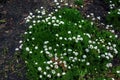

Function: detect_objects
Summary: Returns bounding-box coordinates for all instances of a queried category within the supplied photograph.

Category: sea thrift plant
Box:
[17,1,120,80]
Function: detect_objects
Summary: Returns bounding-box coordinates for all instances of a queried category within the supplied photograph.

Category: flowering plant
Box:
[18,1,120,80]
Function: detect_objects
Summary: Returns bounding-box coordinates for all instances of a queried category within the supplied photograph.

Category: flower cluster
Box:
[17,0,120,80]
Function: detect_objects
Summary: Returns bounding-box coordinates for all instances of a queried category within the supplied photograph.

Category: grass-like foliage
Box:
[21,7,120,80]
[105,0,120,8]
[74,0,83,6]
[106,8,120,31]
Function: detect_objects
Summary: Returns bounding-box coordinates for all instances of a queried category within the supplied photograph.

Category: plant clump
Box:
[16,1,120,80]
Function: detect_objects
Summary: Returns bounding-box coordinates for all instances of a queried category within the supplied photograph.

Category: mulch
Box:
[0,0,119,80]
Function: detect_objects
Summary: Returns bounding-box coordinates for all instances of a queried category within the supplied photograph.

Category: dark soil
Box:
[0,0,52,80]
[0,0,120,80]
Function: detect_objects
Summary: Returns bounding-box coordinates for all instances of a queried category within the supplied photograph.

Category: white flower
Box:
[27,39,29,41]
[81,59,85,62]
[83,55,87,58]
[25,61,28,63]
[68,31,71,34]
[97,49,100,53]
[44,41,49,44]
[92,18,95,20]
[52,20,56,23]
[91,22,93,25]
[72,59,75,62]
[24,32,28,34]
[29,31,32,34]
[47,61,51,64]
[38,67,42,71]
[29,12,33,15]
[40,50,43,53]
[19,44,23,49]
[97,16,101,20]
[62,44,65,46]
[65,3,68,6]
[60,21,64,24]
[29,25,32,29]
[111,78,115,80]
[89,45,93,49]
[79,37,83,41]
[41,6,43,9]
[54,65,59,69]
[39,75,42,78]
[15,48,19,51]
[72,36,76,39]
[46,51,50,54]
[75,39,78,43]
[52,70,56,74]
[78,25,82,28]
[68,66,71,69]
[48,54,53,57]
[37,20,40,23]
[109,36,112,38]
[85,48,89,52]
[37,15,41,18]
[115,35,118,38]
[116,70,120,73]
[90,13,94,16]
[87,15,90,18]
[54,62,58,65]
[55,34,59,37]
[56,2,59,5]
[88,40,92,43]
[43,72,47,75]
[47,22,51,25]
[26,47,30,51]
[29,51,32,54]
[74,57,78,60]
[113,44,116,47]
[57,6,61,8]
[33,20,36,23]
[54,49,57,51]
[55,9,58,12]
[42,20,45,22]
[32,37,35,40]
[62,72,66,75]
[59,37,63,40]
[106,56,110,59]
[52,16,56,20]
[59,15,62,18]
[56,20,59,23]
[68,49,72,52]
[54,0,57,2]
[101,54,105,58]
[46,66,50,70]
[35,46,38,49]
[86,62,90,66]
[48,47,52,50]
[94,46,98,50]
[35,62,38,65]
[41,10,46,15]
[106,63,112,68]
[32,15,35,18]
[47,74,51,78]
[63,53,67,56]
[26,19,30,23]
[64,38,67,40]
[57,73,61,77]
[74,52,78,56]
